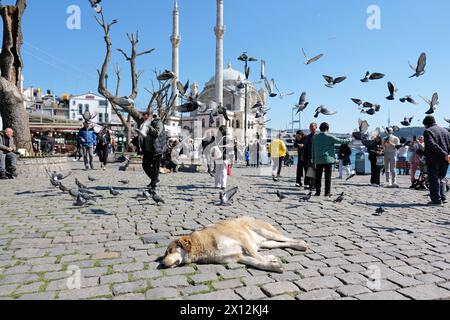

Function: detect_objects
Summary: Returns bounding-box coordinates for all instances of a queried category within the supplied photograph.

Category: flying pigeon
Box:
[409,53,426,78]
[176,80,190,97]
[401,116,414,126]
[358,119,370,134]
[178,100,203,113]
[360,72,385,83]
[75,178,87,190]
[264,78,278,98]
[323,75,347,88]
[444,118,450,125]
[260,60,266,80]
[89,0,102,13]
[420,93,439,115]
[115,96,135,107]
[386,82,398,100]
[209,110,218,125]
[157,70,176,81]
[276,190,286,202]
[295,92,309,113]
[46,169,72,181]
[302,48,323,65]
[333,192,345,203]
[219,187,238,206]
[300,192,312,202]
[217,103,230,122]
[314,106,337,118]
[399,95,418,104]
[109,187,120,197]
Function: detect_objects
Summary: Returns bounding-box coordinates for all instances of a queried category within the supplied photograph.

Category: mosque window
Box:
[216,119,220,127]
[236,120,240,129]
[202,119,205,128]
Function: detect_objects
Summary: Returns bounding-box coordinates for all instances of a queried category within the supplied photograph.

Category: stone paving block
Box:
[356,291,409,300]
[0,284,18,297]
[190,273,219,285]
[264,294,296,300]
[336,273,369,286]
[212,279,243,290]
[152,276,190,288]
[261,281,301,297]
[18,292,56,300]
[112,281,147,296]
[58,285,111,300]
[296,289,341,300]
[0,273,39,285]
[145,288,180,300]
[295,276,344,291]
[241,275,274,287]
[180,285,210,296]
[388,276,424,288]
[132,270,163,280]
[399,284,450,300]
[235,286,267,300]
[336,285,371,297]
[100,273,129,285]
[414,274,446,284]
[186,289,242,300]
[15,282,44,294]
[393,265,423,276]
[112,263,144,273]
[113,293,146,300]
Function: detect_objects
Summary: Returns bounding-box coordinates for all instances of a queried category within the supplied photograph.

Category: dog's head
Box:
[162,236,192,268]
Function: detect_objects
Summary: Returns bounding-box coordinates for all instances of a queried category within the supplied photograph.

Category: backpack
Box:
[153,119,167,155]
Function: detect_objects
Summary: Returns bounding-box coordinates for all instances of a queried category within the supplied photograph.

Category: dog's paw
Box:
[293,241,309,252]
[265,255,279,264]
[268,262,284,273]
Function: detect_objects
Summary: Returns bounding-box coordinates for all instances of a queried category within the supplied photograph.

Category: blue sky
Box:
[4,0,450,132]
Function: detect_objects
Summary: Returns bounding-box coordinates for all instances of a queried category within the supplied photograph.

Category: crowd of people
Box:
[2,111,450,206]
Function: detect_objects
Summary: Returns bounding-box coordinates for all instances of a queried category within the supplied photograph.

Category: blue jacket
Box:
[78,128,97,147]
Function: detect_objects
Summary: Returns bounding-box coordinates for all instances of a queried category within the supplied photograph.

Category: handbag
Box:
[376,156,384,166]
[306,166,316,179]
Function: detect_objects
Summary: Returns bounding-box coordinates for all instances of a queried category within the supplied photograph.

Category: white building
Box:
[69,92,121,128]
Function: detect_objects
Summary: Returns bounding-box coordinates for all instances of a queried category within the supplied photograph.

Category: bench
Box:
[396,161,410,175]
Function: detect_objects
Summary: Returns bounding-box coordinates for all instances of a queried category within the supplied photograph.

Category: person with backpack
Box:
[137,112,165,194]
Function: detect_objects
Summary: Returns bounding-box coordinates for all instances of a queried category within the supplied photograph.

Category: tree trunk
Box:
[0,78,31,151]
[0,0,32,153]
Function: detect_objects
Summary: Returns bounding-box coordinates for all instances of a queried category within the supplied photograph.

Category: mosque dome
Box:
[206,63,246,85]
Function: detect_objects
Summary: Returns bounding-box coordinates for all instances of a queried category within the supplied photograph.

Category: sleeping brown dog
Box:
[162,217,308,273]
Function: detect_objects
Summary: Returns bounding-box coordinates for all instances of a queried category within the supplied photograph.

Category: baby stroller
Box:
[411,157,429,191]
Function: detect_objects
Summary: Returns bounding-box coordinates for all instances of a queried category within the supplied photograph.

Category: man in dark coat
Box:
[302,123,318,190]
[423,116,450,206]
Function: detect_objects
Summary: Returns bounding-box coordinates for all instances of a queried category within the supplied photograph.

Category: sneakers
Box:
[443,199,448,204]
[427,201,444,207]
[295,183,303,188]
[0,172,7,180]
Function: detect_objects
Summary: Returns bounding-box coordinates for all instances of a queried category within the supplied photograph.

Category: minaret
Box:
[214,0,225,107]
[171,0,181,114]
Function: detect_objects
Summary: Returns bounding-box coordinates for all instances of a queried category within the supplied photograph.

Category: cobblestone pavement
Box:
[1,160,450,300]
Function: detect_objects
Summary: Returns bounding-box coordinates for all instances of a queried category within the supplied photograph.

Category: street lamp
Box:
[237,51,258,149]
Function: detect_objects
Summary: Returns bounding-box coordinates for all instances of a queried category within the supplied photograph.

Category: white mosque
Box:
[165,0,268,145]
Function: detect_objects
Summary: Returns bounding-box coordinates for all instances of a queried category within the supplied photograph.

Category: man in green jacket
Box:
[312,123,352,197]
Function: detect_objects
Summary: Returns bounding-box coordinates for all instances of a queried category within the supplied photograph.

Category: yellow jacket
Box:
[269,139,287,158]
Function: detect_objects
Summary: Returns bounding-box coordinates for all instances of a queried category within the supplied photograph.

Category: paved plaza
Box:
[1,160,450,300]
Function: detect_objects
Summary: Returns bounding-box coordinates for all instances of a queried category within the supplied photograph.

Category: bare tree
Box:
[0,0,32,153]
[95,7,178,132]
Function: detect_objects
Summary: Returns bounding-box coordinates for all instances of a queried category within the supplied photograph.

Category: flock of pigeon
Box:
[288,49,443,138]
[45,168,165,208]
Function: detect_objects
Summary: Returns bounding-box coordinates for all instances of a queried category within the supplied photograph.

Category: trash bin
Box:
[355,152,366,175]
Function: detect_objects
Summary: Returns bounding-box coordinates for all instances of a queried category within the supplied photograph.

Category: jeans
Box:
[315,164,333,195]
[143,152,162,190]
[0,152,17,172]
[296,159,305,185]
[427,161,449,203]
[384,154,397,184]
[271,157,280,177]
[82,146,94,169]
[370,160,381,185]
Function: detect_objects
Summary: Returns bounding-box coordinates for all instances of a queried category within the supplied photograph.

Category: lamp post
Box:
[237,52,257,149]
